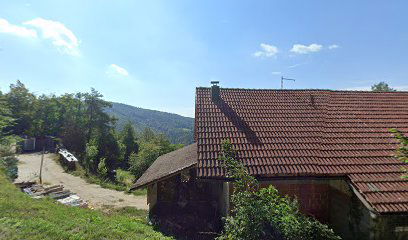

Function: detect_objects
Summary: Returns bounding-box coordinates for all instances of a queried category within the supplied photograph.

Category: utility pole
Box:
[39,146,45,184]
[281,76,296,89]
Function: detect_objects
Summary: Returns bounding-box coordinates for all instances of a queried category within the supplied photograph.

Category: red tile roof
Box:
[195,87,408,213]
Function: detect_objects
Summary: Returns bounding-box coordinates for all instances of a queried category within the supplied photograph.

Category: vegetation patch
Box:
[1,81,181,197]
[0,170,171,240]
[217,140,341,240]
[390,128,408,179]
[69,164,147,196]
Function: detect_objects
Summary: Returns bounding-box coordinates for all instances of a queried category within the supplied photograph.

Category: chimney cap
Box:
[211,81,219,86]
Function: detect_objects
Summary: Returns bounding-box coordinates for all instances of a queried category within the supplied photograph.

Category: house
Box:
[132,83,408,240]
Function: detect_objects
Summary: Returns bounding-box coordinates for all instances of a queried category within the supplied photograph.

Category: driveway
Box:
[15,153,148,210]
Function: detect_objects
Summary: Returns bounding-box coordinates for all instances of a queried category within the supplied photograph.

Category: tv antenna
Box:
[281,76,296,89]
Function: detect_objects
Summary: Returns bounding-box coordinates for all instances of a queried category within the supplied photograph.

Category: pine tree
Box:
[120,122,139,169]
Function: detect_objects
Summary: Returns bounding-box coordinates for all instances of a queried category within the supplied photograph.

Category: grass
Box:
[0,170,171,240]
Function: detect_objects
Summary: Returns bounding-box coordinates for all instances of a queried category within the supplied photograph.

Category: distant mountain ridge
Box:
[105,102,194,145]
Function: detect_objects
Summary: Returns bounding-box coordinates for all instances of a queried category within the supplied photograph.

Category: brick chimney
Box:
[211,81,220,102]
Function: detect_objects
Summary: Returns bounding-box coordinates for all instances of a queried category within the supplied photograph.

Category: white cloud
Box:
[253,43,278,57]
[107,64,129,77]
[0,18,37,38]
[328,44,339,50]
[23,18,80,56]
[290,43,322,54]
[287,62,307,69]
[271,71,281,75]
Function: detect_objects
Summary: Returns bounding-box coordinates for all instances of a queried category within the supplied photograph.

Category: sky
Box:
[1,1,407,117]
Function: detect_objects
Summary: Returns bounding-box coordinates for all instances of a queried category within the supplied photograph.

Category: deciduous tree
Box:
[4,80,36,135]
[371,82,396,92]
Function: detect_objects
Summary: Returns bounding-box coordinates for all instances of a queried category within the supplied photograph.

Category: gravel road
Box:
[15,153,148,210]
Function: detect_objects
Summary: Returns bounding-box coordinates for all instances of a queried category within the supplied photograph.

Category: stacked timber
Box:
[15,181,87,207]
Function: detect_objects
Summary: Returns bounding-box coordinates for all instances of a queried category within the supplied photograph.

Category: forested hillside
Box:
[106,102,194,145]
[0,80,183,189]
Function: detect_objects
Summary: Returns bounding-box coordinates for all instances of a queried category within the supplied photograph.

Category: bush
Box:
[0,155,18,181]
[84,140,99,174]
[217,140,341,240]
[130,143,161,179]
[116,169,135,188]
[0,144,18,181]
[129,137,182,180]
[97,157,108,178]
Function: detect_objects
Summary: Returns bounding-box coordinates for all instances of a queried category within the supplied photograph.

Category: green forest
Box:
[0,80,182,185]
[107,102,194,145]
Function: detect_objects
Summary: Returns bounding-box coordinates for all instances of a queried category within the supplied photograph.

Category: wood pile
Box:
[15,181,87,207]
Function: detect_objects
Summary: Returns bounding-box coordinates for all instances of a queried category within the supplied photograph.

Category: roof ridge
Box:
[196,87,408,93]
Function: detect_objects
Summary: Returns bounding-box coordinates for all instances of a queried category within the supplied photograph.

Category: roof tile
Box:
[195,88,408,213]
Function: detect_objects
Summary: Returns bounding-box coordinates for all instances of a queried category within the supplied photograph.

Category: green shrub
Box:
[217,140,341,240]
[84,140,98,174]
[130,140,182,180]
[129,142,162,179]
[97,157,108,178]
[0,144,18,181]
[115,169,135,188]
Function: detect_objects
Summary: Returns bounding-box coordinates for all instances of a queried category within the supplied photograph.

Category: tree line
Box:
[0,80,182,183]
[107,102,194,145]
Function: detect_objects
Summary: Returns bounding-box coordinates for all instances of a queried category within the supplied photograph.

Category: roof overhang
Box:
[131,143,197,190]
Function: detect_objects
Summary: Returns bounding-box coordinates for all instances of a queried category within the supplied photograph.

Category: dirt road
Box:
[15,153,148,210]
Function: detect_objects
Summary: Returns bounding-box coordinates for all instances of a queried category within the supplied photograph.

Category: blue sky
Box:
[1,1,407,117]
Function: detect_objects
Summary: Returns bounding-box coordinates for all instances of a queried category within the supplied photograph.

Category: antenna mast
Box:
[281,76,296,89]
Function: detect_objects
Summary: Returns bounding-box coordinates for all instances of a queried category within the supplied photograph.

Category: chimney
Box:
[211,81,220,102]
